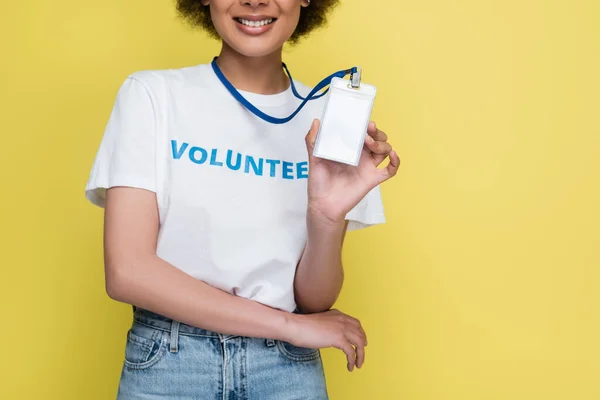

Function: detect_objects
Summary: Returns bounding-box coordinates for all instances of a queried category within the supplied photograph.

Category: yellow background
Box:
[1,0,598,398]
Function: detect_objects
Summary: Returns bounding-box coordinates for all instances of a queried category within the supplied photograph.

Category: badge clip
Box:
[350,67,362,89]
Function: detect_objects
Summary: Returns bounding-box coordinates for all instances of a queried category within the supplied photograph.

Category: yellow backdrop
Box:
[1,0,599,399]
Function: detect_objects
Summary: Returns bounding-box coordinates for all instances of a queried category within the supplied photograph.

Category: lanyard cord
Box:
[281,63,327,101]
[211,57,357,125]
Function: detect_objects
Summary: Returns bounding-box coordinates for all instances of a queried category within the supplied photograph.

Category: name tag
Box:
[313,76,377,166]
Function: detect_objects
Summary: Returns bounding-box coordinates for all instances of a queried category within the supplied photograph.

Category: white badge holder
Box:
[313,68,376,166]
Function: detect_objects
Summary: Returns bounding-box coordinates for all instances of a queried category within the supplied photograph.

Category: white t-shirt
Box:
[85,63,385,312]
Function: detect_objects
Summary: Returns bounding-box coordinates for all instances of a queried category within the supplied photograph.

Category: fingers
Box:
[367,121,388,142]
[336,315,368,372]
[355,343,365,370]
[365,135,393,159]
[365,122,393,167]
[305,118,320,153]
[345,330,367,370]
[377,150,401,184]
[338,341,357,372]
[359,324,368,346]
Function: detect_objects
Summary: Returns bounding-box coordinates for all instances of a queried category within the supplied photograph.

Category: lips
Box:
[235,17,275,27]
[233,16,277,35]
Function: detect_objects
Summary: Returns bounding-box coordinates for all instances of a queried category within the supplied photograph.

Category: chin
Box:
[227,40,285,58]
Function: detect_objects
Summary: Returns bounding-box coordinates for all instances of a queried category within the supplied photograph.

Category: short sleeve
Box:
[345,185,386,231]
[85,76,157,208]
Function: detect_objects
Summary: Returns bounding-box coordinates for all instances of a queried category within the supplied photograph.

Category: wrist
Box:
[276,311,301,343]
[307,203,346,231]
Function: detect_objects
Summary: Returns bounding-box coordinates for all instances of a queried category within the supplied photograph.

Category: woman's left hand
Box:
[305,119,400,225]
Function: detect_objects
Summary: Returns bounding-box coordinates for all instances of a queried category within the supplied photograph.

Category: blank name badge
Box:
[313,76,377,166]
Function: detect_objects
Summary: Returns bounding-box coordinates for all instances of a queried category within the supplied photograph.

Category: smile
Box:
[233,16,277,35]
[235,18,275,28]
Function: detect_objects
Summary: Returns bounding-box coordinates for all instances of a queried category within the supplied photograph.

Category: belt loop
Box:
[170,320,180,353]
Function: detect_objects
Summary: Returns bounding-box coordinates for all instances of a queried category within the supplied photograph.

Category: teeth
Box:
[238,18,273,27]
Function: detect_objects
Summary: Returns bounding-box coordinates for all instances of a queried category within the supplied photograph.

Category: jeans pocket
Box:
[123,322,168,370]
[276,340,321,362]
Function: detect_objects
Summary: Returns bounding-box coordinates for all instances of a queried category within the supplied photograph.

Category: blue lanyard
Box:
[281,63,327,101]
[211,57,357,125]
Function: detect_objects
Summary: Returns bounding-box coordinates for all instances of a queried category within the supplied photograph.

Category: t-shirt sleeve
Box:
[345,185,386,231]
[85,76,157,208]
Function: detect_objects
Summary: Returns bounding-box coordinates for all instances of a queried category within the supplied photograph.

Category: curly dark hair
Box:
[176,0,340,43]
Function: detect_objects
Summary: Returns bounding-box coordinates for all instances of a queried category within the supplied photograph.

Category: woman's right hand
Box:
[285,309,368,372]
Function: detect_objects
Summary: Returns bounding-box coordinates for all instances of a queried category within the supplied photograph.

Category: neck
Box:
[215,42,289,95]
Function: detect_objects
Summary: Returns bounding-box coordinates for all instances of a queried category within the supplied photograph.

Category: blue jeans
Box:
[116,307,329,399]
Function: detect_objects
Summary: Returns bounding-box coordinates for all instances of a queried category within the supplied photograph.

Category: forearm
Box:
[106,253,292,341]
[294,212,347,314]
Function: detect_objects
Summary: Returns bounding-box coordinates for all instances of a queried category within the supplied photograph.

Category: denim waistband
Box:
[133,306,232,339]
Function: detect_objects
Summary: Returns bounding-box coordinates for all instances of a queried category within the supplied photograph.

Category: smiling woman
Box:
[177,0,339,43]
[84,0,399,398]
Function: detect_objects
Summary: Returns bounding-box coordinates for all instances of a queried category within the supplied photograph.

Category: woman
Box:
[85,0,400,398]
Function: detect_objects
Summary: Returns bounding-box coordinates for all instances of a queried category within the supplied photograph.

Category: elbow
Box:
[105,253,155,303]
[298,304,335,315]
[105,279,123,302]
[296,295,339,314]
[104,262,131,303]
[294,272,344,314]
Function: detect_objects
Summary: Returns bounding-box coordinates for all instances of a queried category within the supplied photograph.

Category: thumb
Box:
[305,118,320,153]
